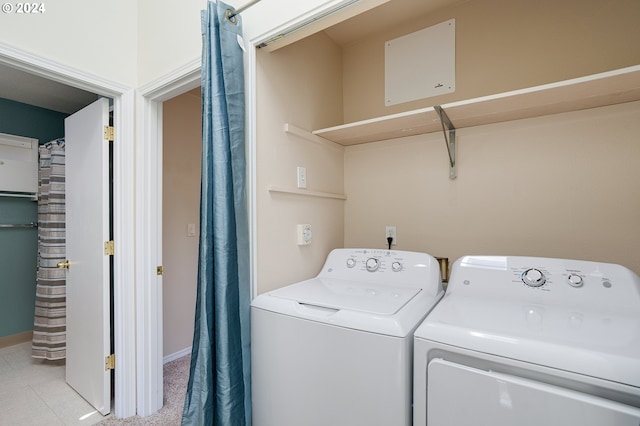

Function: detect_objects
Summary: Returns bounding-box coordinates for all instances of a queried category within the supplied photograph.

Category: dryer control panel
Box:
[318,248,441,289]
[417,255,640,390]
[448,256,640,311]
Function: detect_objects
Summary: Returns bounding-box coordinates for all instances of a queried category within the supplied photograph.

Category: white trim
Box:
[138,58,201,102]
[164,347,192,364]
[0,42,137,419]
[255,0,385,52]
[135,61,201,417]
[112,89,137,419]
[246,41,259,300]
[134,92,163,417]
[0,42,130,96]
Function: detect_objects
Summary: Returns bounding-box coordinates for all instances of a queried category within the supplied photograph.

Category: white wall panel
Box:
[0,0,137,87]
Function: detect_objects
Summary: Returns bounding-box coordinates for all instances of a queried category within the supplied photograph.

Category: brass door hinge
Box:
[157,266,163,276]
[105,354,115,371]
[103,126,114,141]
[104,240,115,256]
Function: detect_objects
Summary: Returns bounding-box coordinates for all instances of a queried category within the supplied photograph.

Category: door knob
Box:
[57,260,70,269]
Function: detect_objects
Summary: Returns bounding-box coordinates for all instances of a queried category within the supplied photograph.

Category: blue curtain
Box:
[182,1,251,425]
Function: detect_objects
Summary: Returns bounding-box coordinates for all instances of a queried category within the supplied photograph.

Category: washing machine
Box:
[251,248,444,426]
[413,255,640,426]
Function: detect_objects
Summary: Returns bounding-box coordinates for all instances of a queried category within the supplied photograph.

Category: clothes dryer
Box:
[252,249,444,426]
[413,255,640,426]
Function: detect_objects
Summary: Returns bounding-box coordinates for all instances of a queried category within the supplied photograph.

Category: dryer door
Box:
[427,359,640,426]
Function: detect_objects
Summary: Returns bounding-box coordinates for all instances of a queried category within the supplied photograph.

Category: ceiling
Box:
[0,62,99,114]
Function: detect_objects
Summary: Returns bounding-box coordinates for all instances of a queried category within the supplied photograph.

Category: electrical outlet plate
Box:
[297,224,312,245]
[386,226,397,245]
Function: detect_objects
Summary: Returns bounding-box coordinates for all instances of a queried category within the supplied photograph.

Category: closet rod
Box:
[0,192,37,200]
[0,222,38,229]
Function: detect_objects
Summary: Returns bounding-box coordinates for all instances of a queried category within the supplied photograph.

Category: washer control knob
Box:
[522,268,546,287]
[392,261,402,272]
[366,257,380,272]
[346,258,356,268]
[567,274,583,287]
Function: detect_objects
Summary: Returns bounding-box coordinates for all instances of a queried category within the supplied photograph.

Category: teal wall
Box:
[0,98,67,143]
[0,198,38,336]
[0,98,67,338]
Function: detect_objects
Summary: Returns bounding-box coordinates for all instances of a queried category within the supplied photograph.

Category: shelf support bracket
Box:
[434,105,456,179]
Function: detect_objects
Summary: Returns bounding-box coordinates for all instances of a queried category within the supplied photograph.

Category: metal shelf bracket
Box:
[434,105,456,179]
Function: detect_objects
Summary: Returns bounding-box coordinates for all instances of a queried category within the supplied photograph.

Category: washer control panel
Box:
[319,248,441,289]
[365,257,380,272]
[567,273,584,287]
[340,249,406,274]
[521,268,546,287]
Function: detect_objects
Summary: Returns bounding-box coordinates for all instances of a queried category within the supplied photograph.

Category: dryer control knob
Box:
[346,258,356,268]
[567,274,583,287]
[522,268,546,287]
[365,257,379,272]
[392,261,402,272]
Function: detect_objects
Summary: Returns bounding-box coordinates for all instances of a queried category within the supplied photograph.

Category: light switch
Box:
[297,166,307,189]
[187,223,196,237]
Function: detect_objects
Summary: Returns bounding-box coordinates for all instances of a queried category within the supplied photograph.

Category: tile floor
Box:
[0,341,107,425]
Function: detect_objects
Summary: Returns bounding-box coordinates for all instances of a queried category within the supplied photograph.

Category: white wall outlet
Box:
[297,166,307,189]
[187,223,197,237]
[386,226,397,246]
[297,224,312,245]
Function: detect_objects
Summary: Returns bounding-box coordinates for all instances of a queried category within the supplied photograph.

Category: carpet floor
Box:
[98,355,190,425]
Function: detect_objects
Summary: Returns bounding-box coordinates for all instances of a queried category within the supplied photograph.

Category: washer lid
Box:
[269,277,421,315]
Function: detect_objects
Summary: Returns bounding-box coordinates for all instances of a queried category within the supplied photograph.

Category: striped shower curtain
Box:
[31,139,66,360]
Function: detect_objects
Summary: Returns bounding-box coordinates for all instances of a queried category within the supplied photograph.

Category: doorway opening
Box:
[0,95,115,422]
[161,88,201,364]
[0,46,136,419]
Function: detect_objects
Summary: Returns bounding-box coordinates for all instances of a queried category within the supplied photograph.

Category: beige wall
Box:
[341,0,640,122]
[344,100,640,275]
[256,32,345,293]
[162,91,201,357]
[256,0,640,288]
[338,0,640,276]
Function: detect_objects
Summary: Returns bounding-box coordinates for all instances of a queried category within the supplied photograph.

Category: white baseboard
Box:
[164,347,192,364]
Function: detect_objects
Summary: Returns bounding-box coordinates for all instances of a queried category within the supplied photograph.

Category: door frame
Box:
[135,59,202,416]
[0,43,137,418]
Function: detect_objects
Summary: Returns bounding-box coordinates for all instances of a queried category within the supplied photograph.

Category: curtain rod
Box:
[226,0,260,21]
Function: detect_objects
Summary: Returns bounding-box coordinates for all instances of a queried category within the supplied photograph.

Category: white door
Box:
[64,98,111,415]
